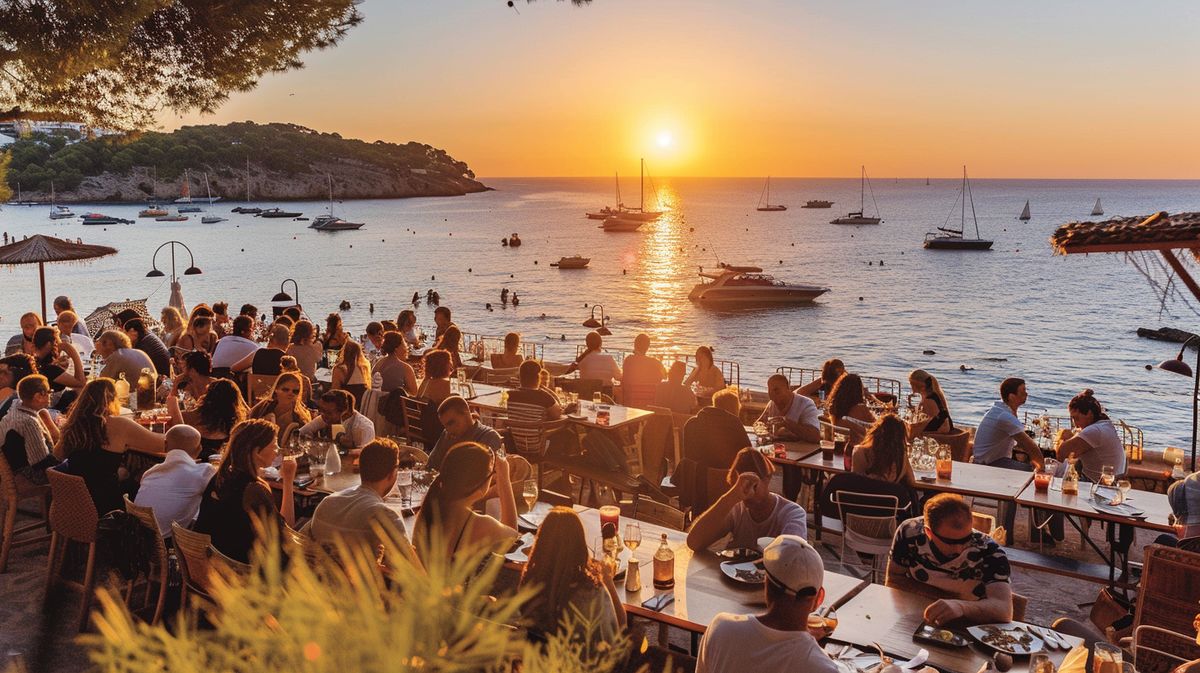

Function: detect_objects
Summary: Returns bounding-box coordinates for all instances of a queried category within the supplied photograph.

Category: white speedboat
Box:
[551,255,591,269]
[688,264,829,304]
[310,214,365,231]
[49,205,75,220]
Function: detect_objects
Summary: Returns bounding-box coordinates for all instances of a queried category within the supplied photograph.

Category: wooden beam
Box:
[1161,249,1200,304]
[1058,240,1200,255]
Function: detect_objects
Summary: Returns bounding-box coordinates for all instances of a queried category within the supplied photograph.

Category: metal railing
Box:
[775,366,903,400]
[573,345,741,389]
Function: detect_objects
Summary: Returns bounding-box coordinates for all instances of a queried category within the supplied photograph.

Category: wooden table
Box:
[832,583,1083,673]
[471,395,655,431]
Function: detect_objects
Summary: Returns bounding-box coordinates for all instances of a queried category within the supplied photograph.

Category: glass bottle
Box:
[1172,457,1186,481]
[114,372,130,409]
[653,533,675,590]
[137,367,155,409]
[1061,453,1080,495]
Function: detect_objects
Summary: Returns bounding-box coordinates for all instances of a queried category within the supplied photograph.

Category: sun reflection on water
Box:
[633,182,690,353]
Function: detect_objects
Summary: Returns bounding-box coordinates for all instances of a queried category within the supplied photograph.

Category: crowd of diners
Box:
[3,295,1199,673]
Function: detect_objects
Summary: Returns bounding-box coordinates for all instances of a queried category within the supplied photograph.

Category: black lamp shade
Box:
[582,318,601,328]
[1159,357,1194,378]
[184,266,202,275]
[597,326,612,336]
[272,291,294,303]
[146,268,165,278]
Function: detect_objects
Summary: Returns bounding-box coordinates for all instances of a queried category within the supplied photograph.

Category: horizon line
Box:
[478,175,1200,181]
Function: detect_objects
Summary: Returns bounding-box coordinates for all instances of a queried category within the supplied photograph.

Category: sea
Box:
[2,177,1199,451]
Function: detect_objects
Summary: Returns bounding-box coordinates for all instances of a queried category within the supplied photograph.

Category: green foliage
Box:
[0,151,12,202]
[2,122,476,194]
[81,523,643,673]
[0,1,363,131]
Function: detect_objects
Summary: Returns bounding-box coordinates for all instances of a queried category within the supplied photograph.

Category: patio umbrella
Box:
[83,299,160,339]
[0,234,118,322]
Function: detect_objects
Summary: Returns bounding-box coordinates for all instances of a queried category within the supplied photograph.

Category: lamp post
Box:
[146,241,201,311]
[1156,334,1200,472]
[271,278,300,317]
[582,304,612,336]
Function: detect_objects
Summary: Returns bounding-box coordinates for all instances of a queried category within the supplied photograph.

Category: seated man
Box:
[683,388,750,508]
[210,315,260,372]
[757,373,820,443]
[654,361,697,415]
[300,389,376,453]
[1159,468,1200,547]
[573,331,622,386]
[55,310,94,358]
[308,438,421,568]
[233,323,290,375]
[506,361,563,419]
[428,396,504,469]
[697,535,837,673]
[0,374,61,484]
[124,318,172,378]
[134,425,214,536]
[687,447,807,551]
[972,378,1045,470]
[886,493,1013,626]
[621,333,665,408]
[96,329,157,383]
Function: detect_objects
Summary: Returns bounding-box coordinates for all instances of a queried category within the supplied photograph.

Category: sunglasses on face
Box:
[929,528,974,546]
[278,387,300,394]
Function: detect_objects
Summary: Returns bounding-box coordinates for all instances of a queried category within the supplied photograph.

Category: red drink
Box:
[936,457,953,480]
[843,444,854,471]
[599,505,620,535]
[1034,472,1052,492]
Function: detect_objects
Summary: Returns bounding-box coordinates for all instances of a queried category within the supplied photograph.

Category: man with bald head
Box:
[134,425,217,536]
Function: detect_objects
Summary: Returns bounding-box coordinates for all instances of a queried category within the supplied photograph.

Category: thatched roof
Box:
[0,234,117,265]
[1051,211,1200,256]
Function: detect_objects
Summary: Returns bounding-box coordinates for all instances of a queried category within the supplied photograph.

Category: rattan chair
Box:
[0,452,51,573]
[122,495,169,625]
[1133,625,1200,673]
[45,468,100,632]
[171,522,214,605]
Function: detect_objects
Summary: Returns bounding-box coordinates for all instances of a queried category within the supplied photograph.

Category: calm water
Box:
[2,177,1199,449]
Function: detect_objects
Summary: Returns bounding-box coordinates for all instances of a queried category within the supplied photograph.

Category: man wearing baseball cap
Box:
[696,534,838,673]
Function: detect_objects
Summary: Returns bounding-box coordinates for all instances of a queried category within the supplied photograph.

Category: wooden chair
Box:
[246,374,278,404]
[1133,625,1200,673]
[399,396,432,447]
[920,427,972,463]
[618,383,657,410]
[631,496,687,531]
[122,495,168,625]
[506,417,568,462]
[1011,593,1028,622]
[45,468,100,632]
[483,367,520,386]
[172,522,214,605]
[1135,544,1200,638]
[0,452,51,573]
[638,407,675,485]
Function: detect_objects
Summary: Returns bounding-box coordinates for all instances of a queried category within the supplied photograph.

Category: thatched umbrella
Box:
[0,234,118,322]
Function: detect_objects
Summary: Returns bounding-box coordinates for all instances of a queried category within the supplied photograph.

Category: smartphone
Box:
[913,622,969,648]
[641,593,675,612]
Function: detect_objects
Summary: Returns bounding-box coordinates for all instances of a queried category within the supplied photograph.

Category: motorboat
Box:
[600,217,644,232]
[802,200,834,209]
[756,177,787,211]
[231,206,262,214]
[177,205,202,213]
[156,213,189,222]
[257,208,303,218]
[49,205,75,220]
[309,215,364,231]
[201,214,228,224]
[138,205,168,218]
[551,255,590,269]
[830,165,883,225]
[689,264,829,304]
[923,166,993,251]
[81,213,132,225]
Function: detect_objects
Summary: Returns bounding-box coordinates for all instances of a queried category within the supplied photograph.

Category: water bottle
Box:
[324,443,342,476]
[653,533,675,589]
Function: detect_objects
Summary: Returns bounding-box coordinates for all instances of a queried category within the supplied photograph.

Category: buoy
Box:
[858,296,864,301]
[468,268,472,273]
[923,349,936,355]
[431,275,435,280]
[534,260,538,265]
[869,261,873,266]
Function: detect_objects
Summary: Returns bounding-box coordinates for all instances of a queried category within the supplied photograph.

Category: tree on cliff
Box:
[0,0,363,131]
[0,151,12,202]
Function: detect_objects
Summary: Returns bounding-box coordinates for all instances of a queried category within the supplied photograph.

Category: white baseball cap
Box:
[762,534,824,597]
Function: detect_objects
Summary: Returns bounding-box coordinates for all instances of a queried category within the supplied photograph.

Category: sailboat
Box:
[601,158,662,227]
[139,167,168,218]
[1091,198,1104,217]
[48,182,74,219]
[830,166,883,224]
[310,175,365,231]
[232,159,262,214]
[586,173,624,220]
[175,169,201,211]
[756,177,787,211]
[201,174,227,223]
[923,166,993,251]
[1018,200,1031,221]
[6,182,39,206]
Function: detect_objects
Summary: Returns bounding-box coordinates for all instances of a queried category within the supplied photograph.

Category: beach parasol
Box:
[0,234,118,322]
[83,299,160,339]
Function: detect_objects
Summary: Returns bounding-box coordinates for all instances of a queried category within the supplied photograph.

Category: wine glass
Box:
[624,522,642,552]
[522,479,539,512]
[592,391,603,408]
[1115,478,1132,505]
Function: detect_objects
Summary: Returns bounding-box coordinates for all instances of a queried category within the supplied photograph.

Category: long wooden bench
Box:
[1003,546,1137,590]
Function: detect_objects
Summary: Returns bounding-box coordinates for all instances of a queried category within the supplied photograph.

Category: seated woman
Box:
[416,349,454,405]
[286,320,323,380]
[851,414,915,485]
[374,331,418,395]
[56,378,165,514]
[397,309,423,349]
[907,369,953,435]
[412,441,517,563]
[249,372,312,443]
[1054,389,1125,482]
[331,340,371,410]
[194,419,296,563]
[795,358,845,403]
[686,447,808,551]
[520,507,626,644]
[683,346,726,392]
[167,378,248,460]
[175,305,217,355]
[159,306,185,350]
[321,312,349,352]
[827,373,876,445]
[490,332,525,369]
[173,350,214,403]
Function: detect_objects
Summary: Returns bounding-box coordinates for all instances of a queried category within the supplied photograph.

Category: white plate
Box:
[504,532,537,563]
[967,624,1044,655]
[720,559,766,585]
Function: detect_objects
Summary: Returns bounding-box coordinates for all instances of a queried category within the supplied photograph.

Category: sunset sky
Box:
[165,0,1200,179]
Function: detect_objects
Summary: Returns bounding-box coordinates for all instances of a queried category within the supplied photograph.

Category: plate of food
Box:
[504,532,537,563]
[719,549,766,585]
[913,622,970,648]
[967,624,1043,655]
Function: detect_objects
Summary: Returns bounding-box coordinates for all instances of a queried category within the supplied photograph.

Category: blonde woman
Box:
[159,307,185,349]
[331,340,371,410]
[907,369,953,434]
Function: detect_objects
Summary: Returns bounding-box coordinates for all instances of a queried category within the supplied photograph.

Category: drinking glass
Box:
[457,369,467,386]
[1093,642,1122,673]
[1030,654,1054,673]
[592,391,603,407]
[554,386,565,404]
[569,392,579,407]
[395,469,414,507]
[522,479,539,511]
[593,536,618,574]
[1100,465,1116,487]
[625,522,642,552]
[752,421,769,445]
[1115,479,1132,505]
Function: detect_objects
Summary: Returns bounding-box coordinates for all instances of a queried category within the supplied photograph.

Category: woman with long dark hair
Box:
[167,377,248,460]
[176,305,217,355]
[851,414,914,485]
[286,319,323,380]
[374,331,418,395]
[416,348,454,405]
[321,313,349,352]
[56,378,165,513]
[520,507,626,642]
[194,419,296,563]
[1056,389,1125,482]
[684,345,726,391]
[796,358,845,402]
[413,442,516,563]
[396,309,423,348]
[827,373,875,444]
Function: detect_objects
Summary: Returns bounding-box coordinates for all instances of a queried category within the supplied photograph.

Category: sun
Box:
[656,131,673,148]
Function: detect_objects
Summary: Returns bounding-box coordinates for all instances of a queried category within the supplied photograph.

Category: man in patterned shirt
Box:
[886,493,1013,626]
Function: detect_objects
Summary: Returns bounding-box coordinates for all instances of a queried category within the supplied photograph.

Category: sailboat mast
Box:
[328,174,334,215]
[245,158,251,203]
[860,166,865,212]
[640,158,645,212]
[614,172,618,208]
[967,168,980,238]
[961,166,966,231]
[767,177,770,205]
